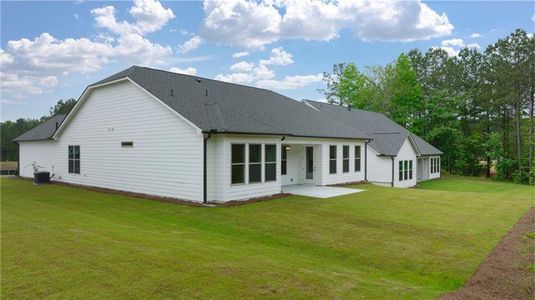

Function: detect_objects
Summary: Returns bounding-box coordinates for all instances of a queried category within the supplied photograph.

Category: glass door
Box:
[305,146,314,181]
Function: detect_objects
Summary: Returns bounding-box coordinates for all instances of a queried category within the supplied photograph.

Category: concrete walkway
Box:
[282,185,364,199]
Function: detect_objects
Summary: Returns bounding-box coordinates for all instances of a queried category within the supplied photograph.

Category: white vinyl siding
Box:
[19,141,59,178]
[26,80,204,202]
[394,138,418,188]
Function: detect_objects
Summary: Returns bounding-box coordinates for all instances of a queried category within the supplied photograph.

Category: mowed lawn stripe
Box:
[1,177,532,299]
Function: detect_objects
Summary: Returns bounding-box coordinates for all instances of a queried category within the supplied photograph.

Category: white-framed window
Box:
[354,145,361,172]
[399,160,413,181]
[248,144,262,183]
[281,145,287,175]
[68,145,80,174]
[329,145,337,174]
[265,144,276,182]
[231,144,245,184]
[342,145,349,173]
[431,157,440,174]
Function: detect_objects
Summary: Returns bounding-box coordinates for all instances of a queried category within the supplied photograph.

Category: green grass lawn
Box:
[1,177,533,299]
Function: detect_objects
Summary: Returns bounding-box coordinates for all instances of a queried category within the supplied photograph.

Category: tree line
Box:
[1,99,77,161]
[320,29,534,184]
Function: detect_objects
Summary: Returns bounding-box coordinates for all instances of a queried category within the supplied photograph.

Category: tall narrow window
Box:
[68,145,80,174]
[399,161,403,181]
[329,145,337,174]
[248,144,261,183]
[342,145,349,173]
[404,160,408,180]
[265,144,276,182]
[281,145,287,175]
[354,145,361,172]
[231,144,245,184]
[437,158,440,174]
[409,160,413,180]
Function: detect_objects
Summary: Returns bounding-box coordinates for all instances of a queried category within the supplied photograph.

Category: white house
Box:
[15,66,441,203]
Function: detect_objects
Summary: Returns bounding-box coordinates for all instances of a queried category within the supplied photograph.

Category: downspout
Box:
[364,139,371,181]
[391,156,395,187]
[16,142,20,176]
[280,136,285,194]
[203,132,213,204]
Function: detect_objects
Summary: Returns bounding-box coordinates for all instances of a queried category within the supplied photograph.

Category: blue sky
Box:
[1,0,533,121]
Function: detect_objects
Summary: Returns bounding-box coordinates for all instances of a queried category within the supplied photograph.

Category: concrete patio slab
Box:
[282,185,364,199]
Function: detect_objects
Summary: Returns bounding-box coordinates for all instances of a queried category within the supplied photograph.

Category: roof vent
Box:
[348,104,352,111]
[55,122,59,130]
[196,78,202,83]
[205,88,208,96]
[170,89,174,96]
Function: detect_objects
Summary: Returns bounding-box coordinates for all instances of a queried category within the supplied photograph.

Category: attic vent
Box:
[205,88,208,96]
[170,89,174,96]
[196,78,202,83]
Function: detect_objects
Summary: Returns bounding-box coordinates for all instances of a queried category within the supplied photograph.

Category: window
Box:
[68,145,80,174]
[329,145,337,174]
[248,144,262,183]
[399,160,413,181]
[265,144,276,182]
[354,145,361,172]
[342,145,349,173]
[121,141,133,147]
[431,157,440,174]
[231,144,245,184]
[281,145,287,175]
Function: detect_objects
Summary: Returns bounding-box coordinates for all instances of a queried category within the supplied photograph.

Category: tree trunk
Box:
[529,83,534,172]
[486,110,491,177]
[515,88,522,173]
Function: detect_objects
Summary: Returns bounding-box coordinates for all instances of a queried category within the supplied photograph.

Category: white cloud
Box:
[215,47,316,90]
[433,46,458,57]
[0,72,56,96]
[200,0,454,49]
[129,0,175,33]
[433,38,480,57]
[251,64,274,80]
[169,66,197,75]
[467,43,480,50]
[256,73,323,90]
[0,49,14,65]
[178,35,202,53]
[1,0,175,99]
[259,47,293,66]
[232,51,249,58]
[441,38,465,47]
[230,61,254,72]
[470,33,481,38]
[215,72,254,84]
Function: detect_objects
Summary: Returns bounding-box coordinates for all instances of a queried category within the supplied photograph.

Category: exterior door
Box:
[305,146,314,182]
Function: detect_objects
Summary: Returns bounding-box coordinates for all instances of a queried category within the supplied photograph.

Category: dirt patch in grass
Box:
[441,207,535,300]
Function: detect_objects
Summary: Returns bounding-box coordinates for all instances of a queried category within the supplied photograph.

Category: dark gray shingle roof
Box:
[13,114,67,142]
[305,100,442,156]
[90,66,370,140]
